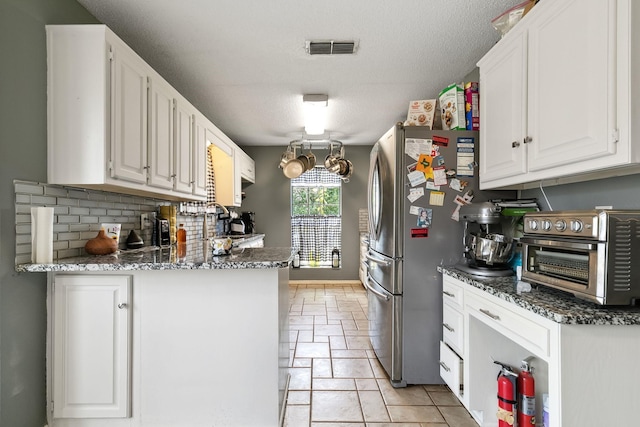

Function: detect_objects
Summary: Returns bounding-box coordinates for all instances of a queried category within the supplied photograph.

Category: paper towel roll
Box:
[31,207,54,264]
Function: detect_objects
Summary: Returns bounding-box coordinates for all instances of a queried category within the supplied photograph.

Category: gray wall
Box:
[521,174,640,211]
[241,145,372,281]
[0,0,99,425]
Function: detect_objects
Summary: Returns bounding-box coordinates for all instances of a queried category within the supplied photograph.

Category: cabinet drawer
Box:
[443,303,464,355]
[439,341,463,399]
[466,290,550,357]
[442,277,464,309]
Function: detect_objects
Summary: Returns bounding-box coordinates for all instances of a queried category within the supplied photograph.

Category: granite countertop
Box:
[17,242,293,273]
[440,265,640,325]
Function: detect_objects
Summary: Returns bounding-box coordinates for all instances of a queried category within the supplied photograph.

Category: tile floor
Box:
[285,282,479,427]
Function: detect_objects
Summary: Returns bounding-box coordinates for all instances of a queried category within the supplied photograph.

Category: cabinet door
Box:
[148,75,175,190]
[207,127,239,207]
[479,30,528,183]
[52,275,131,418]
[192,113,208,197]
[174,97,194,194]
[526,0,616,172]
[111,43,148,183]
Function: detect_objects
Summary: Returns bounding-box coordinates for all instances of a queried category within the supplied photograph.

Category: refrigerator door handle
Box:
[365,252,391,266]
[365,275,390,301]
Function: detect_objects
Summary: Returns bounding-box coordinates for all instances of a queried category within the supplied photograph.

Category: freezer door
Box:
[366,273,404,387]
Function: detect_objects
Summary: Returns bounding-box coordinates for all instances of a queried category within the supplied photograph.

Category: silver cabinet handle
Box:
[117,303,128,309]
[479,308,500,321]
[524,136,533,144]
[439,361,451,372]
[512,141,520,148]
[443,290,455,298]
[443,323,454,332]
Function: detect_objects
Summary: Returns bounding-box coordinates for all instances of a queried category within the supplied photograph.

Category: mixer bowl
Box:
[470,233,514,265]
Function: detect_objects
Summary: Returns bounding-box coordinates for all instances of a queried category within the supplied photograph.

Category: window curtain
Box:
[291,216,341,265]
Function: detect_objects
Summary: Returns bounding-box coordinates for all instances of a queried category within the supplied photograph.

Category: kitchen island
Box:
[18,245,293,427]
[439,266,640,427]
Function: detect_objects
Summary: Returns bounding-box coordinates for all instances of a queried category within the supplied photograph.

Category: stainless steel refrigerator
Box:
[366,123,512,387]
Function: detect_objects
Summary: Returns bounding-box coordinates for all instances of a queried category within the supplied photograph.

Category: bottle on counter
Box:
[177,223,187,259]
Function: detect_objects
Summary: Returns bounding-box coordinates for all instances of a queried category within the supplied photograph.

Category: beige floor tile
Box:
[328,311,356,320]
[287,390,310,405]
[346,336,372,349]
[359,390,391,422]
[293,358,312,368]
[333,358,375,378]
[312,358,333,378]
[290,314,315,325]
[387,405,445,423]
[314,315,328,325]
[438,406,479,427]
[310,423,364,427]
[341,319,358,330]
[344,329,370,337]
[331,349,369,359]
[283,404,310,427]
[312,390,364,422]
[312,378,357,390]
[369,358,389,379]
[289,367,311,390]
[428,391,461,406]
[296,342,330,358]
[378,381,434,406]
[355,378,379,391]
[314,335,329,343]
[329,335,347,350]
[315,324,345,336]
[298,330,314,342]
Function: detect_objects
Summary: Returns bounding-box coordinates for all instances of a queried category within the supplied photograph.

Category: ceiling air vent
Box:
[306,40,357,55]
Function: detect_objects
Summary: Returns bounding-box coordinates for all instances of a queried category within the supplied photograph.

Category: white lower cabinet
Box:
[443,272,640,427]
[51,275,132,419]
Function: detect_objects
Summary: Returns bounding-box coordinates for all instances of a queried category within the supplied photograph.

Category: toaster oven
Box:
[520,210,640,305]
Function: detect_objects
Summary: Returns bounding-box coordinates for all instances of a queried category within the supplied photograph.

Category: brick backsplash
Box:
[14,180,211,264]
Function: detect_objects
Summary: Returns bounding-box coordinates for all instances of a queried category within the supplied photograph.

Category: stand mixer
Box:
[457,202,515,277]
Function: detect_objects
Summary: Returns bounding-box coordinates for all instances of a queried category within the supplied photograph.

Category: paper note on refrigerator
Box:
[405,138,433,161]
[408,170,427,186]
[408,187,424,202]
[429,191,445,206]
[456,137,475,177]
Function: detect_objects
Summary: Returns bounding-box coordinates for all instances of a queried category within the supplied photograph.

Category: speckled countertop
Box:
[16,243,293,272]
[440,266,640,325]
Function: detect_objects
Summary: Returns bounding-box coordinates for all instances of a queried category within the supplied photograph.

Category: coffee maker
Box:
[241,211,255,234]
[457,202,514,277]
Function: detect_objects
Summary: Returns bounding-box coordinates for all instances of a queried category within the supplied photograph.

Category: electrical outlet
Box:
[141,213,150,230]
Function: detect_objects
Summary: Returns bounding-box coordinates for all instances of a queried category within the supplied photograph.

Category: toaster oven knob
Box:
[570,219,583,233]
[528,219,539,231]
[541,220,552,231]
[554,219,567,232]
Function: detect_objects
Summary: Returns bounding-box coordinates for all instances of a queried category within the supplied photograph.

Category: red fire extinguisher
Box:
[495,361,517,427]
[518,358,536,426]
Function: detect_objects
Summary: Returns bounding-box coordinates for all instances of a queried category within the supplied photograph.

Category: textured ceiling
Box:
[76,0,522,146]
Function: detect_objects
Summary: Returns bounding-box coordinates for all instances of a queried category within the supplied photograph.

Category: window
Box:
[291,167,341,267]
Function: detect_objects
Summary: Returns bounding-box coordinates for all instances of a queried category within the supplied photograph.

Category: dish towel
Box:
[31,207,54,263]
[207,144,216,203]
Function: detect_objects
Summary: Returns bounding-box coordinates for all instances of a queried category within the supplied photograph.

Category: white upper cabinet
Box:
[478,0,640,189]
[192,112,209,197]
[237,148,256,184]
[46,25,207,201]
[173,95,196,194]
[148,73,175,190]
[206,124,241,207]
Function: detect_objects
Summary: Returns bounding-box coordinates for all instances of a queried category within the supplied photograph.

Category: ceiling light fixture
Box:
[303,94,328,135]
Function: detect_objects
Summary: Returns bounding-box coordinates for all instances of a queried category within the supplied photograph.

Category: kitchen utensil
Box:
[325,154,340,173]
[297,154,310,171]
[279,149,295,169]
[283,157,305,178]
[211,236,233,256]
[470,233,514,265]
[306,151,316,169]
[340,159,353,181]
[126,229,144,249]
